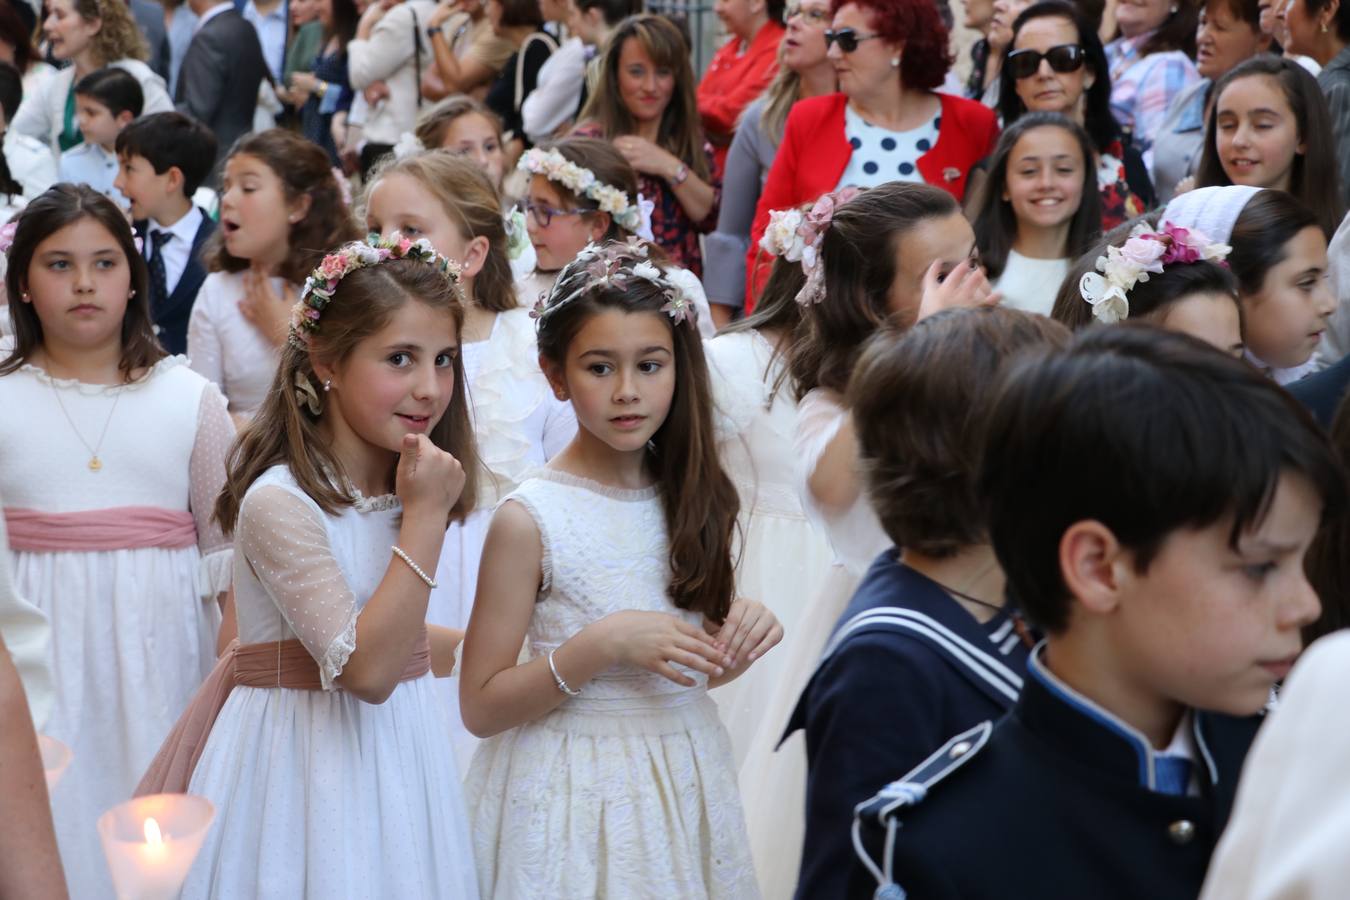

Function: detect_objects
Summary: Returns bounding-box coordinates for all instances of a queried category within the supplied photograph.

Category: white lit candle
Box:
[98,794,215,900]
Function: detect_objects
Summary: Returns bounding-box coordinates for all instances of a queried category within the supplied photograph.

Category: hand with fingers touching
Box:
[917,257,1001,323]
[237,269,297,347]
[597,610,732,687]
[713,597,784,672]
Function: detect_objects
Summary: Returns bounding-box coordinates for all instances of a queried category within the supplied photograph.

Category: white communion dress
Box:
[181,466,479,899]
[705,329,834,766]
[0,355,231,899]
[428,305,576,770]
[737,386,889,898]
[464,469,760,899]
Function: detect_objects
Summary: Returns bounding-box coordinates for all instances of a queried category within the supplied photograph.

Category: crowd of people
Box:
[2,0,1350,894]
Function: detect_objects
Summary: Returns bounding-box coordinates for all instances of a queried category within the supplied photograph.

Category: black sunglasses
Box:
[1005,44,1086,80]
[824,28,882,52]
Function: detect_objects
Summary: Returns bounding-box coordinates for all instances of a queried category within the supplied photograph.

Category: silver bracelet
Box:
[548,648,581,697]
[391,545,437,588]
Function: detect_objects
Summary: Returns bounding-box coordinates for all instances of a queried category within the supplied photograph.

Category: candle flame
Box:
[143,817,163,846]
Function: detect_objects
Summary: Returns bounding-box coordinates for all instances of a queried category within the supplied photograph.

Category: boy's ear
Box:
[1059,520,1127,616]
[539,352,568,401]
[165,164,186,195]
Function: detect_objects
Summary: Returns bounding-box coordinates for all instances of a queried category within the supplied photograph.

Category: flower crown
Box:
[530,238,697,327]
[761,187,860,307]
[289,232,463,348]
[518,147,643,234]
[1079,221,1231,324]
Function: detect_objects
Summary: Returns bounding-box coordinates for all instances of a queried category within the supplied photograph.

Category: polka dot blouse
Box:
[836,104,941,190]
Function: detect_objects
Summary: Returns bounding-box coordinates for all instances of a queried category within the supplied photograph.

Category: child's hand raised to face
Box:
[918,258,1001,323]
[395,433,466,519]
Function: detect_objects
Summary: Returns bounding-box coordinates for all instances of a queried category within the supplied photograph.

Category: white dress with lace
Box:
[738,386,889,898]
[429,306,576,770]
[181,465,479,899]
[463,470,760,899]
[0,355,233,900]
[705,330,834,766]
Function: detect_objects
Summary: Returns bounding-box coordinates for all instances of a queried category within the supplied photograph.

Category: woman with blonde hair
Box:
[12,0,172,152]
[574,14,720,276]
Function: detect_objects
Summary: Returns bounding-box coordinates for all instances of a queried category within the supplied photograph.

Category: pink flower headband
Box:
[1079,221,1231,324]
[762,187,860,307]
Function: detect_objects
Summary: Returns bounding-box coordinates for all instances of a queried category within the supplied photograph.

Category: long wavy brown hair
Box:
[535,247,739,621]
[214,258,482,534]
[578,14,711,182]
[72,0,148,64]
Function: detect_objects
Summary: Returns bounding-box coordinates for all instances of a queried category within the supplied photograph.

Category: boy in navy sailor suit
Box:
[113,112,218,356]
[849,326,1347,900]
[789,309,1070,900]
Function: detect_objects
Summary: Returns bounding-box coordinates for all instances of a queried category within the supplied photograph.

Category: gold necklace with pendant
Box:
[48,376,122,472]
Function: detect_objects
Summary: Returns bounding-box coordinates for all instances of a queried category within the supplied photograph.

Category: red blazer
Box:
[745,91,999,310]
[697,20,785,173]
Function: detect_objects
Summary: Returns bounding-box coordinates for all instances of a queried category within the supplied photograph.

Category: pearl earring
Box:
[323,380,332,392]
[891,55,901,68]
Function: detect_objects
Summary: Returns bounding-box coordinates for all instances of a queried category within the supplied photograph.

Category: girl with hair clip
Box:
[146,234,482,899]
[517,136,717,336]
[704,214,835,766]
[1049,215,1246,356]
[574,14,721,276]
[738,181,998,897]
[460,240,778,898]
[363,150,575,769]
[968,112,1103,314]
[188,129,361,420]
[1166,184,1335,381]
[1194,54,1345,240]
[0,184,233,899]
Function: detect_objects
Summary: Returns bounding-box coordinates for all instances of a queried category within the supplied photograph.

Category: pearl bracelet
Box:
[391,545,437,588]
[548,648,581,697]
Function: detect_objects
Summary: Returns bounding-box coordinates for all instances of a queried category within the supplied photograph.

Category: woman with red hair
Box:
[745,0,998,309]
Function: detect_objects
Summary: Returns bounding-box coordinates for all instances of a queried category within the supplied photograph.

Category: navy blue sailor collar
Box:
[1019,642,1221,793]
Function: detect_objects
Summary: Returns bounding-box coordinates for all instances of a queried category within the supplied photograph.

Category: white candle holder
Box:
[97,793,215,900]
[36,734,71,790]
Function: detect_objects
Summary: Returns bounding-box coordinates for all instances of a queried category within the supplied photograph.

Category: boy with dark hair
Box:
[113,112,219,355]
[789,307,1070,900]
[60,68,144,206]
[850,325,1347,900]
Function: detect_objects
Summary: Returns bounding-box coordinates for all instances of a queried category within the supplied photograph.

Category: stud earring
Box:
[323,379,332,392]
[891,55,901,68]
[1322,19,1330,30]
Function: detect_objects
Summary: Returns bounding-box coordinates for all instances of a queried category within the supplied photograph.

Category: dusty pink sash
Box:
[136,632,432,797]
[5,506,196,552]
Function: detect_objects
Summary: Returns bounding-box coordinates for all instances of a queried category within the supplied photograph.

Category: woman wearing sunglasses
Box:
[746,0,998,309]
[705,0,837,322]
[697,0,787,175]
[995,0,1154,227]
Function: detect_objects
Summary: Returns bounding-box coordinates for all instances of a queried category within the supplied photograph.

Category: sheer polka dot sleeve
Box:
[236,485,360,690]
[190,382,236,599]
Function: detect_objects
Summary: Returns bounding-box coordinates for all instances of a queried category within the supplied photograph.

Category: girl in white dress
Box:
[461,241,781,899]
[155,234,481,898]
[516,137,717,337]
[0,184,232,899]
[737,183,1001,897]
[363,151,576,768]
[706,243,834,767]
[188,129,361,418]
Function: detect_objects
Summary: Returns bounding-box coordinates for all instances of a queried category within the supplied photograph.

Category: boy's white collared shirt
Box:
[58,142,128,209]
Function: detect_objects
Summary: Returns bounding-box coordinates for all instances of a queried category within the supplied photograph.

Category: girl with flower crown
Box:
[0,185,233,899]
[460,240,779,898]
[1050,214,1245,356]
[517,136,717,337]
[363,149,576,770]
[738,181,999,897]
[704,209,834,767]
[143,233,482,898]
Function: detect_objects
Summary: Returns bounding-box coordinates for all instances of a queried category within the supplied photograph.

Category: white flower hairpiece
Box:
[531,239,697,327]
[762,188,861,307]
[518,148,643,234]
[1079,220,1232,324]
[289,232,463,348]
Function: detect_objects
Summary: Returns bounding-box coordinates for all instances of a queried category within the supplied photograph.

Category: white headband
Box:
[1162,185,1262,245]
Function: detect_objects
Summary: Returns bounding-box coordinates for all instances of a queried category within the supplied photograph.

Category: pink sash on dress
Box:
[135,632,432,796]
[4,506,197,552]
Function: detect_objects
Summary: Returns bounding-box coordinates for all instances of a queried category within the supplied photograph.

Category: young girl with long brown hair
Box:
[460,240,779,897]
[148,233,482,898]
